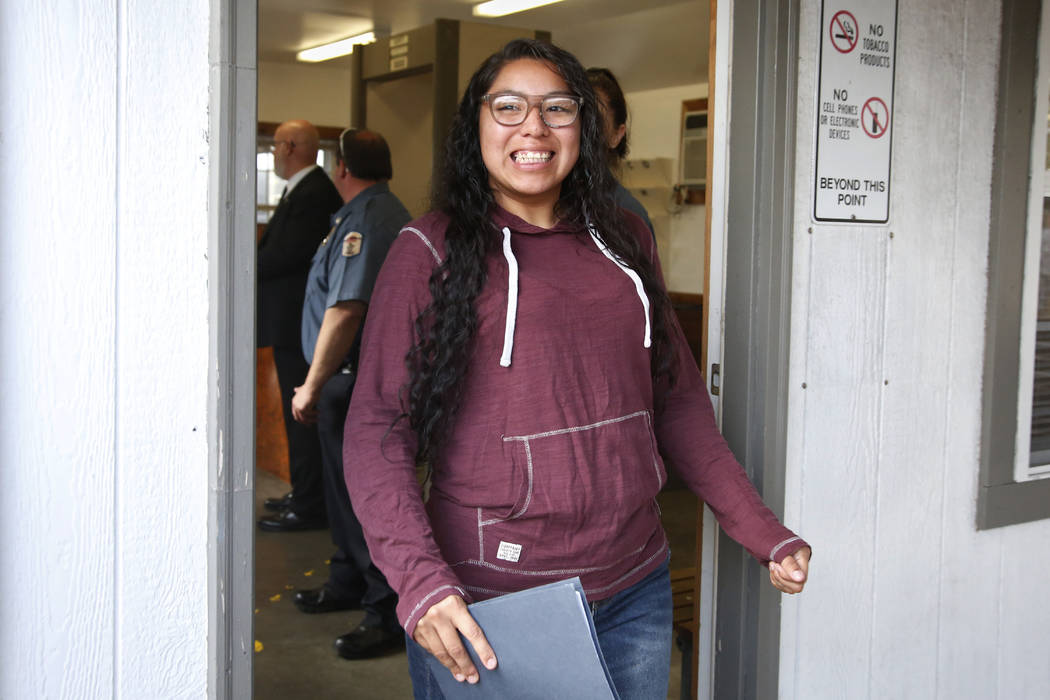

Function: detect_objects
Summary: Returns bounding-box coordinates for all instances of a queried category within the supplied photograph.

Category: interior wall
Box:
[365,72,435,217]
[457,22,544,94]
[781,1,1050,698]
[627,83,709,294]
[0,0,211,697]
[258,59,351,128]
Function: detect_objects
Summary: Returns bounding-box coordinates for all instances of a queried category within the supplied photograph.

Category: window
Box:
[979,0,1050,528]
[255,149,280,224]
[255,126,338,224]
[1018,24,1050,479]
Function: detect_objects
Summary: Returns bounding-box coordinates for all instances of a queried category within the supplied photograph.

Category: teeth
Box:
[513,151,552,163]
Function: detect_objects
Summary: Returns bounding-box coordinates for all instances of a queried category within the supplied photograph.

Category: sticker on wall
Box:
[814,0,898,223]
[829,10,858,53]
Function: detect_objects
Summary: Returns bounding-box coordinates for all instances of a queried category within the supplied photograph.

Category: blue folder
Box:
[425,577,620,699]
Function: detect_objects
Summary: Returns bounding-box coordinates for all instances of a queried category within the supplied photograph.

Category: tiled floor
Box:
[253,468,698,699]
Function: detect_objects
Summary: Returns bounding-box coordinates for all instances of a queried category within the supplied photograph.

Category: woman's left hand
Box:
[769,546,811,594]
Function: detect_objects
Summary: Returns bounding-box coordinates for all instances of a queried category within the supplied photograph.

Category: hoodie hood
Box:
[489,205,652,368]
[489,205,583,236]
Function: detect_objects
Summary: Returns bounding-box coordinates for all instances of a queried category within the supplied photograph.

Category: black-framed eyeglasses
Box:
[482,92,582,128]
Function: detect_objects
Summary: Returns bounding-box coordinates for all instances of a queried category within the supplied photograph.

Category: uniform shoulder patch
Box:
[342,231,363,257]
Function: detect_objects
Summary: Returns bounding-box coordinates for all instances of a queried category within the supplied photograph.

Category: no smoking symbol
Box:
[862,97,889,138]
[830,10,858,53]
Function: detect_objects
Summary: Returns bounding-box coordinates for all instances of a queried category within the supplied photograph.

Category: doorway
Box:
[213,1,738,698]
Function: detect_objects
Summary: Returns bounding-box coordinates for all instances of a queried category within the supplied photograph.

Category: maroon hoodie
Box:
[344,206,807,635]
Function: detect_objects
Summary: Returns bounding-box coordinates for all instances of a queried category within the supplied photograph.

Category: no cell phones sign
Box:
[814,0,898,223]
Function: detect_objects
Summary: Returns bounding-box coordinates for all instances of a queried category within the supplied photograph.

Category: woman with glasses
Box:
[586,67,656,237]
[344,38,811,699]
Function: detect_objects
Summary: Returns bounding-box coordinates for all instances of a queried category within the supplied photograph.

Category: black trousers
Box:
[318,370,398,628]
[271,344,325,517]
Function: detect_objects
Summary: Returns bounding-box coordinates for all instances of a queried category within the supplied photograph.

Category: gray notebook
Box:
[425,577,620,699]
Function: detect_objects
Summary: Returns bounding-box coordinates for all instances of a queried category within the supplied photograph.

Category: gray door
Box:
[715,1,799,698]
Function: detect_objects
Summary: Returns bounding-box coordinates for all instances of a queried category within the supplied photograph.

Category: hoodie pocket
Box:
[478,410,666,568]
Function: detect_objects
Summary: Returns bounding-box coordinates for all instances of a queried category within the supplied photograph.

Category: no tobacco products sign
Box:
[814,0,898,223]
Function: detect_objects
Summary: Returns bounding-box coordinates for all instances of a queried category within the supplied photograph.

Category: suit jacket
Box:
[257,166,343,349]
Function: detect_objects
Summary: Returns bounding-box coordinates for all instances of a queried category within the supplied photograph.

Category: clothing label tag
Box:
[342,231,362,257]
[496,541,522,563]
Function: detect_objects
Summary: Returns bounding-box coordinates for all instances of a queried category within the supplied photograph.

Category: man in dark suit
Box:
[257,119,343,531]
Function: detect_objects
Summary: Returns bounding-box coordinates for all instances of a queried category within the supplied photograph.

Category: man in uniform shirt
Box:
[290,129,411,659]
[257,119,342,531]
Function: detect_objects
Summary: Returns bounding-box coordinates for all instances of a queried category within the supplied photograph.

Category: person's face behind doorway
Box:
[271,125,294,181]
[595,87,627,154]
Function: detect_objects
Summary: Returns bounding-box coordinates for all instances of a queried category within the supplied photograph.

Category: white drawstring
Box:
[588,227,652,348]
[499,227,519,367]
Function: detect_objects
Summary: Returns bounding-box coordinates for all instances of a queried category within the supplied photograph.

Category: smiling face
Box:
[479,59,581,227]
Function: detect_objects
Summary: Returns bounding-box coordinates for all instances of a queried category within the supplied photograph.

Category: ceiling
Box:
[258,0,709,93]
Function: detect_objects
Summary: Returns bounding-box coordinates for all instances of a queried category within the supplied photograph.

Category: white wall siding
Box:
[783,1,1050,698]
[0,1,118,696]
[0,1,211,697]
[868,1,963,696]
[934,2,1006,698]
[117,0,211,696]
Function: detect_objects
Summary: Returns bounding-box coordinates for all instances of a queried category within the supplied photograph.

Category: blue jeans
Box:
[406,559,672,699]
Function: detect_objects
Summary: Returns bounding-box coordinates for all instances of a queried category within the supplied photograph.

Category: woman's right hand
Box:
[413,594,498,684]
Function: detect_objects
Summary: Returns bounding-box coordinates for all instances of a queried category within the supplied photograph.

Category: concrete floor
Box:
[253,468,698,699]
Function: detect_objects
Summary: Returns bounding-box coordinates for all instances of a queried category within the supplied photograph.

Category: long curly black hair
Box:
[405,38,677,463]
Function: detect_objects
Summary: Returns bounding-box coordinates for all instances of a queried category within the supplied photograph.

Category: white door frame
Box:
[710,0,800,697]
[207,0,257,697]
[696,0,734,696]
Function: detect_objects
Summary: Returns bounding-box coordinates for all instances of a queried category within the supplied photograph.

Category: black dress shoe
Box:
[334,623,405,660]
[263,491,294,512]
[293,587,361,614]
[257,509,326,532]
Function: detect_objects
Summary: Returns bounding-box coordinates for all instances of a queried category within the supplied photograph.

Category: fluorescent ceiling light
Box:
[296,31,376,62]
[472,0,565,18]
